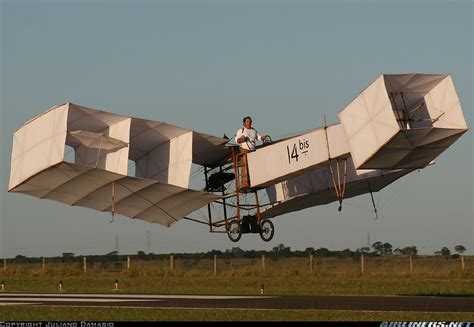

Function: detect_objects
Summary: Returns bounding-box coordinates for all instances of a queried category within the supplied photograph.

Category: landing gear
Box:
[259,219,274,242]
[227,220,242,242]
[213,148,276,243]
[227,218,275,242]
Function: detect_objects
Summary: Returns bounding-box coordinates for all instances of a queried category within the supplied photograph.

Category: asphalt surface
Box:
[1,292,473,312]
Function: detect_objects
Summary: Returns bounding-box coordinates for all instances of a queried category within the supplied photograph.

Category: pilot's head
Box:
[243,116,252,129]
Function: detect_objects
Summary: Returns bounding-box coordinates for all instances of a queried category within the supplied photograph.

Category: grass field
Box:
[0,256,472,321]
[0,275,473,296]
[1,256,472,295]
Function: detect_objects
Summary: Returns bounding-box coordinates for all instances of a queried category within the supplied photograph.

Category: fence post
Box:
[309,254,314,273]
[42,257,46,274]
[461,256,465,272]
[83,256,87,273]
[127,256,131,272]
[409,255,413,273]
[213,255,217,276]
[170,255,174,272]
[261,254,266,273]
[360,254,365,275]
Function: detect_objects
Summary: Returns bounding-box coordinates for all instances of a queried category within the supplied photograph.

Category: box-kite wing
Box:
[8,103,231,227]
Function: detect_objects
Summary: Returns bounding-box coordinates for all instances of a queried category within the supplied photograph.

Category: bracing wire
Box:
[367,181,379,220]
[114,180,179,224]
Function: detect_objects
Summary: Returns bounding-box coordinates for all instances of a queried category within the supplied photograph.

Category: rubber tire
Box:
[259,219,274,242]
[227,220,242,242]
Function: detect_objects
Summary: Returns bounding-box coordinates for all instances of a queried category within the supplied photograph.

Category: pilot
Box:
[235,116,267,153]
[234,116,267,188]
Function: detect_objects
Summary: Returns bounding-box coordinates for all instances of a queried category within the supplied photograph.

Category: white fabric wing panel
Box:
[192,132,232,167]
[339,74,468,169]
[10,162,220,227]
[247,124,350,188]
[67,105,131,176]
[74,119,131,175]
[338,75,400,169]
[136,131,193,188]
[128,117,231,168]
[105,118,131,175]
[425,75,468,130]
[9,104,68,191]
[68,131,128,150]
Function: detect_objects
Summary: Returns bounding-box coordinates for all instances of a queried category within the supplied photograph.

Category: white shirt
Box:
[235,127,263,151]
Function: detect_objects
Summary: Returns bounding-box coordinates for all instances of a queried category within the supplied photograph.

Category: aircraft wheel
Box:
[259,219,274,242]
[227,220,242,242]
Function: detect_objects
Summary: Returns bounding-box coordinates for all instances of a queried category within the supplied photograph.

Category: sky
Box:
[0,0,472,258]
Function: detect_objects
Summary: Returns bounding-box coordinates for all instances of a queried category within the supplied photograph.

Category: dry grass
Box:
[0,256,472,296]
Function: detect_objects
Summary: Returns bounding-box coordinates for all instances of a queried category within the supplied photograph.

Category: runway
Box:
[1,292,473,312]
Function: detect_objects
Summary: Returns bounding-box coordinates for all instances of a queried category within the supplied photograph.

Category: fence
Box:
[1,255,472,278]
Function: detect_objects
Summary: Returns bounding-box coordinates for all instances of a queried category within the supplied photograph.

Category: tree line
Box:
[9,243,467,263]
